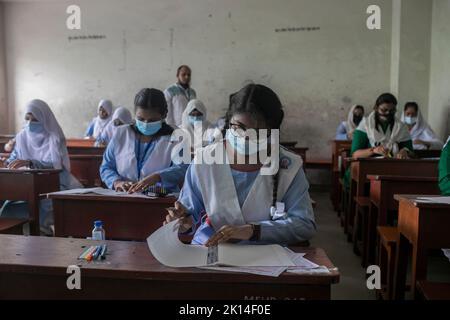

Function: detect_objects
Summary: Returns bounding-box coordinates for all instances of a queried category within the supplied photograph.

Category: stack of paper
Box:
[147,220,295,268]
[415,197,450,205]
[46,187,162,199]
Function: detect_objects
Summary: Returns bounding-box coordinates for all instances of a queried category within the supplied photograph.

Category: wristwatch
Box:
[249,224,261,241]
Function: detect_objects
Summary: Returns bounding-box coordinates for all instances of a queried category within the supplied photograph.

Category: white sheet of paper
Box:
[147,220,208,268]
[416,197,450,205]
[199,266,287,277]
[46,187,158,199]
[147,220,295,268]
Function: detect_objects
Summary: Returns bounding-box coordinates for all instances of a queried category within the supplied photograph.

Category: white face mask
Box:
[226,129,268,156]
[404,116,417,125]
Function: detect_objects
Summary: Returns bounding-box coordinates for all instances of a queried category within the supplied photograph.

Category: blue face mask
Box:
[135,119,162,136]
[188,115,203,126]
[27,121,45,134]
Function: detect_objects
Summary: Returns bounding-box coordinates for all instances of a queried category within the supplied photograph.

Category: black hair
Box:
[374,93,397,132]
[224,84,284,209]
[404,102,419,112]
[177,65,191,76]
[133,88,173,136]
[354,105,365,113]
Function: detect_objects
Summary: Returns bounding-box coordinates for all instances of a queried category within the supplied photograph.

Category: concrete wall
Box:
[2,0,393,158]
[428,0,450,139]
[0,3,8,132]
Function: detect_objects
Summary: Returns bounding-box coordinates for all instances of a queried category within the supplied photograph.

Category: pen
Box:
[100,244,107,260]
[78,246,94,260]
[92,245,102,260]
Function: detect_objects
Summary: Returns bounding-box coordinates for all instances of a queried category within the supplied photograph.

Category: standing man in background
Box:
[164,65,197,128]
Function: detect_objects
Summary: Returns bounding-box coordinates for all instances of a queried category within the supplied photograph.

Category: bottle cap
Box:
[94,220,103,228]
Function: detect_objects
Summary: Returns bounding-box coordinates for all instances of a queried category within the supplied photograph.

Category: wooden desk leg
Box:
[393,232,410,300]
[28,196,40,236]
[364,202,377,267]
[411,241,428,299]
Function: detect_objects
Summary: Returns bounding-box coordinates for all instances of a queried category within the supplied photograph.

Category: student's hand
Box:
[395,148,410,160]
[113,180,133,192]
[205,225,254,247]
[371,146,389,157]
[347,131,354,140]
[0,157,6,168]
[7,159,31,169]
[164,201,192,232]
[4,139,15,152]
[128,173,161,194]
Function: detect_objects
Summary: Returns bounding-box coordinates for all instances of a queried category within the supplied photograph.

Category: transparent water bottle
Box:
[92,220,105,241]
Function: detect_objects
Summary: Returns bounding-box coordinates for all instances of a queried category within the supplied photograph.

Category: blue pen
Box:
[92,245,102,260]
[100,244,107,260]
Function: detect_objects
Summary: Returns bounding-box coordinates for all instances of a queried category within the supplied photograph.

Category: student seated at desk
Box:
[439,137,450,196]
[400,102,443,150]
[165,84,316,246]
[85,99,113,139]
[0,99,82,235]
[96,106,133,146]
[343,93,413,190]
[335,105,365,140]
[100,88,187,193]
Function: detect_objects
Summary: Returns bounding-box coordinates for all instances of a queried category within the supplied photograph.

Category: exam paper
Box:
[146,220,295,268]
[46,187,158,199]
[415,197,450,205]
[199,266,287,278]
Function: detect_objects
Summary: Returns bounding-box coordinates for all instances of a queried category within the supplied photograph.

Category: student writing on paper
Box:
[439,137,450,196]
[4,138,15,152]
[164,84,316,246]
[85,99,113,139]
[0,99,82,235]
[343,93,413,190]
[100,88,187,193]
[400,102,443,151]
[335,105,365,141]
[96,106,133,146]
[164,65,197,127]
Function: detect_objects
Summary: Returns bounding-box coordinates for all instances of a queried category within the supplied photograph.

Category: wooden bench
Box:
[352,196,371,256]
[377,226,398,300]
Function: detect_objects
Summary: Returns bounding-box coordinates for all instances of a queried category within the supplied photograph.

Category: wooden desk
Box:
[331,140,352,211]
[413,150,442,159]
[393,195,450,300]
[66,138,96,148]
[0,235,340,300]
[348,159,439,237]
[289,147,308,164]
[49,193,176,241]
[69,155,103,187]
[0,169,61,235]
[67,146,105,156]
[365,175,440,266]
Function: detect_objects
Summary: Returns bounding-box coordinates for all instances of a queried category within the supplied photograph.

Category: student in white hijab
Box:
[85,99,113,139]
[180,99,220,149]
[335,105,365,140]
[400,102,443,150]
[96,106,133,146]
[0,99,82,235]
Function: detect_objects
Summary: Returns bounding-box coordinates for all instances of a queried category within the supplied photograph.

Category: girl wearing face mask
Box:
[0,99,82,235]
[342,93,413,191]
[85,99,113,139]
[400,102,443,150]
[100,88,187,193]
[336,105,365,140]
[164,84,316,246]
[439,137,450,196]
[96,106,133,146]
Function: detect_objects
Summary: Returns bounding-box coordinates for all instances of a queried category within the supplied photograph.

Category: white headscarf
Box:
[356,111,411,155]
[92,99,113,138]
[180,99,219,148]
[101,107,133,142]
[14,99,70,170]
[344,105,363,133]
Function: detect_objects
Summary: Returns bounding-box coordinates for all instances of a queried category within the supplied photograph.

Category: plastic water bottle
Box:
[92,220,105,241]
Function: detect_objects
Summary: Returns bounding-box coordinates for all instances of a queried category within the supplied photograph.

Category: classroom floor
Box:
[309,188,450,300]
